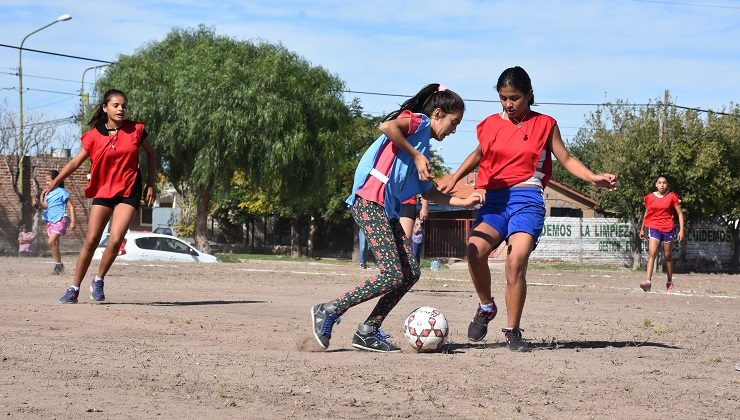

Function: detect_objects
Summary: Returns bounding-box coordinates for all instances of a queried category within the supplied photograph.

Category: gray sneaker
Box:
[467,303,498,342]
[90,279,105,302]
[503,327,532,352]
[351,324,401,353]
[311,303,341,349]
[52,263,64,275]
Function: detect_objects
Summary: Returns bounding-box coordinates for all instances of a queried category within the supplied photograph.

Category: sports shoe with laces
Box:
[666,282,675,293]
[90,279,105,302]
[467,302,498,342]
[311,303,341,349]
[351,324,401,353]
[503,327,532,352]
[58,287,79,304]
[52,263,64,275]
[640,280,651,292]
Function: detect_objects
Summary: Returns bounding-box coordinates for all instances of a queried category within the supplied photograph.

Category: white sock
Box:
[70,285,80,291]
[480,303,495,312]
[93,275,103,282]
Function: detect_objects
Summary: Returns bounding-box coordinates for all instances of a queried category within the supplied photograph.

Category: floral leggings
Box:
[332,196,421,328]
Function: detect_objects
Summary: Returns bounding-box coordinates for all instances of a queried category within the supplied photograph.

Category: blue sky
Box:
[1,0,738,167]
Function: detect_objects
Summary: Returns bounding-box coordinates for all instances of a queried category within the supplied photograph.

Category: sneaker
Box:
[640,280,651,292]
[467,302,498,342]
[52,263,64,275]
[58,287,79,304]
[90,279,105,302]
[311,303,341,349]
[503,327,532,352]
[351,324,401,353]
[359,263,368,269]
[666,282,675,293]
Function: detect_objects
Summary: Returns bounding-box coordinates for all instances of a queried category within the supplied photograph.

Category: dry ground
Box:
[1,256,738,419]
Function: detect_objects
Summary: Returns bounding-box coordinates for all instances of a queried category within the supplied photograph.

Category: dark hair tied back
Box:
[383,83,465,122]
[497,66,534,106]
[88,89,128,128]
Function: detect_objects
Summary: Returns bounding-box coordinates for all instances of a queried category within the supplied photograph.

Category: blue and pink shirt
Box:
[346,111,434,219]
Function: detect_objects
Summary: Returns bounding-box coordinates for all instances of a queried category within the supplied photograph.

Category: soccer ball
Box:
[403,306,449,352]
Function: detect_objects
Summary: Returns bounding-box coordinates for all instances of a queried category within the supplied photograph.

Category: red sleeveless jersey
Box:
[81,120,146,199]
[475,112,556,190]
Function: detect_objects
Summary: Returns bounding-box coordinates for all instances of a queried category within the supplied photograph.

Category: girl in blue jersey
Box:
[311,83,484,352]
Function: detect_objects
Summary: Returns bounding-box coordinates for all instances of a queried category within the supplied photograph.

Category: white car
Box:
[94,231,221,263]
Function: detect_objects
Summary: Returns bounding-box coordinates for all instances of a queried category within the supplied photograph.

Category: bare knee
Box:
[466,242,489,264]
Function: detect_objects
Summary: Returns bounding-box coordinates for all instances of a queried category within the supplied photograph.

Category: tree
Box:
[0,105,57,239]
[96,25,351,253]
[557,98,740,271]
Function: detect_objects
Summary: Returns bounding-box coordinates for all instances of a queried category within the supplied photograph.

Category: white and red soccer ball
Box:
[403,306,449,352]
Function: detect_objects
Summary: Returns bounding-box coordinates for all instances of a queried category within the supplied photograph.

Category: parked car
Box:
[94,231,220,263]
[152,225,174,236]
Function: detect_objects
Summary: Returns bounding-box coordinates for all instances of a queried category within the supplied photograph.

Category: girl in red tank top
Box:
[638,175,685,293]
[41,89,156,304]
[440,67,617,350]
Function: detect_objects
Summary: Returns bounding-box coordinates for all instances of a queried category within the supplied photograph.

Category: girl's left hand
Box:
[592,173,617,191]
[678,230,685,242]
[145,185,155,207]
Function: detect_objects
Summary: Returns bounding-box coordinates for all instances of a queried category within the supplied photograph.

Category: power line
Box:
[0,43,113,64]
[343,90,736,116]
[0,70,90,85]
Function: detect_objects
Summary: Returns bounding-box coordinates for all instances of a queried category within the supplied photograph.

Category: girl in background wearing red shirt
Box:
[441,67,617,351]
[639,175,685,293]
[41,89,156,304]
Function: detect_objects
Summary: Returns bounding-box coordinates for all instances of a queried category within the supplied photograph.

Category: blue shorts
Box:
[474,187,546,245]
[647,228,676,243]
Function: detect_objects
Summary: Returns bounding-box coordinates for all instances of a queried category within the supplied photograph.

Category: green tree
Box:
[97,25,350,253]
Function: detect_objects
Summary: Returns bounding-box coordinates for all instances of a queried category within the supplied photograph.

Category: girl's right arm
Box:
[639,208,648,240]
[41,148,89,200]
[421,187,484,208]
[438,146,482,193]
[379,118,431,181]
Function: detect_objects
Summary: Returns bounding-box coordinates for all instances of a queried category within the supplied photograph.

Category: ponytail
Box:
[383,83,465,121]
[88,89,128,128]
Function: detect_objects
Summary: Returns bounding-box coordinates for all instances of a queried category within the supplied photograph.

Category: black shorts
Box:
[399,203,417,219]
[92,172,143,210]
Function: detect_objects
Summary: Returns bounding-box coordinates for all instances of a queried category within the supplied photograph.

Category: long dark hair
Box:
[383,83,465,122]
[88,89,128,128]
[49,169,64,188]
[497,66,534,106]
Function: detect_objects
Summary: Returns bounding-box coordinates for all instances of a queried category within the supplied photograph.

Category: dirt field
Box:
[1,256,738,419]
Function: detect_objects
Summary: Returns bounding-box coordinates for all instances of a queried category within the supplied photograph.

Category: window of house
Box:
[550,207,583,218]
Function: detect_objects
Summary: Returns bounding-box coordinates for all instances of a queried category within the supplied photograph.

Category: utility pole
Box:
[659,89,669,142]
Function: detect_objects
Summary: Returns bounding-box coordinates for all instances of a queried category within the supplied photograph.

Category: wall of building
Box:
[0,156,88,254]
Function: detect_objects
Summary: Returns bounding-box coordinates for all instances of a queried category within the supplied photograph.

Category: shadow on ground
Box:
[100,300,267,306]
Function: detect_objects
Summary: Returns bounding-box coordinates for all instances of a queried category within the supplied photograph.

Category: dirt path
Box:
[1,257,738,419]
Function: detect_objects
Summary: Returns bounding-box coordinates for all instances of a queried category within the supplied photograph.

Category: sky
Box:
[1,0,738,168]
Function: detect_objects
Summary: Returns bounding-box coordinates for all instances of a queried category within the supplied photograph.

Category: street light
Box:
[80,64,109,120]
[16,13,71,226]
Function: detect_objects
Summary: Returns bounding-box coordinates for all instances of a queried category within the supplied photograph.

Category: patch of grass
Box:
[528,262,622,272]
[653,323,670,334]
[641,318,653,328]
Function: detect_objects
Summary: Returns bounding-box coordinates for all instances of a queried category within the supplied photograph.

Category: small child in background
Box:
[17,225,35,257]
[411,217,424,264]
[41,169,76,275]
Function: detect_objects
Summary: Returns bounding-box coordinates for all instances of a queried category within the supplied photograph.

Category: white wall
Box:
[534,217,734,270]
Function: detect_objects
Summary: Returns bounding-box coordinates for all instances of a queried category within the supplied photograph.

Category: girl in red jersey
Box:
[638,175,685,293]
[41,89,156,303]
[441,67,617,351]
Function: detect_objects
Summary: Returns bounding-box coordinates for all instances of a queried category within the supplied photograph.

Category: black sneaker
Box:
[52,263,64,275]
[467,302,498,342]
[502,327,532,352]
[311,303,341,350]
[351,324,401,353]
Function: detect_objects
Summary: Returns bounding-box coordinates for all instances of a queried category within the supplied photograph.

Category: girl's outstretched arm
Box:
[438,146,482,193]
[550,124,617,190]
[41,149,89,200]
